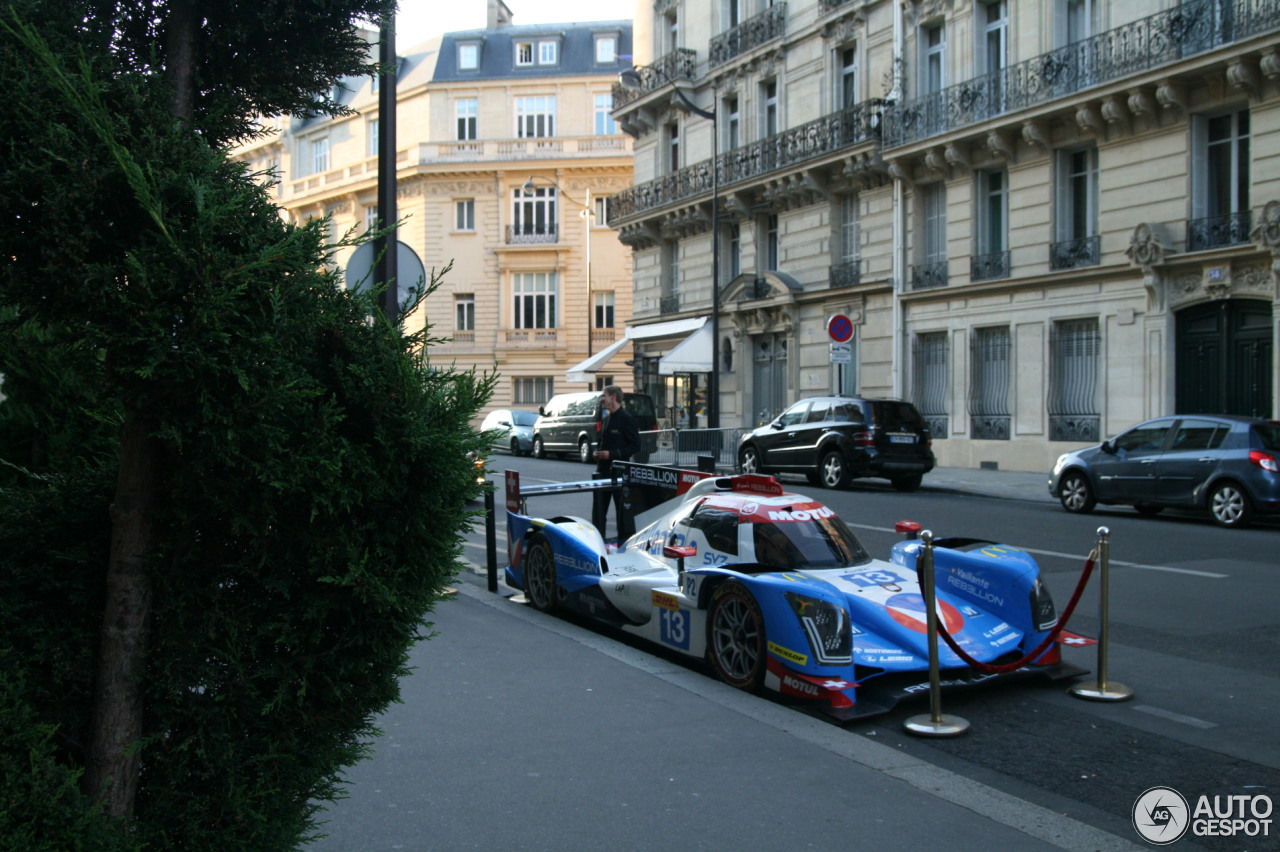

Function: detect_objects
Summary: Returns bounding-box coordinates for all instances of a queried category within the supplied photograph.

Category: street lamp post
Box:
[522,176,596,360]
[618,66,720,429]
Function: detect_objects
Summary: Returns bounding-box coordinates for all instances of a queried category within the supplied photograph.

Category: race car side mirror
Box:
[663,544,697,573]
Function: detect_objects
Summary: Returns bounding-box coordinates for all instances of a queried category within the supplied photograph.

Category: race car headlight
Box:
[1031,576,1058,633]
[785,593,852,665]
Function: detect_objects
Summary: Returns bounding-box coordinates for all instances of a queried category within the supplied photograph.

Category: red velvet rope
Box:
[914,549,1097,675]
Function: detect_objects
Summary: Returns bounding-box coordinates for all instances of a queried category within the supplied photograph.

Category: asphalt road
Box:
[458,455,1280,852]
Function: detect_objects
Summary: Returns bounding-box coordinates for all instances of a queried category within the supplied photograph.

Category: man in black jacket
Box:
[592,385,641,541]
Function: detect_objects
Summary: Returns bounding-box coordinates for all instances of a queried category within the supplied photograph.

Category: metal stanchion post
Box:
[904,530,970,737]
[485,488,498,593]
[1069,526,1133,701]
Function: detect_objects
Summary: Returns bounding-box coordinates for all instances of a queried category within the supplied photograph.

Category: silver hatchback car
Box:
[1049,415,1280,528]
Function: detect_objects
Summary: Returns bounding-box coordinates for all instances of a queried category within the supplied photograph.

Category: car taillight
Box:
[1250,450,1278,473]
[852,430,875,448]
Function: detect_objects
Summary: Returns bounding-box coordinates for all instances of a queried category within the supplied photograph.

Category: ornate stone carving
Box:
[986,130,1015,161]
[1127,223,1171,311]
[1021,120,1049,153]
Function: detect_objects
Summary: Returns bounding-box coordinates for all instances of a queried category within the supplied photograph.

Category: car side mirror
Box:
[539,406,546,416]
[770,420,783,430]
[1100,439,1116,454]
[663,544,697,573]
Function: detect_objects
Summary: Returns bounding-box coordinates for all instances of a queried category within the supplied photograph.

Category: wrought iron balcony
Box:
[660,294,681,315]
[609,100,882,225]
[971,415,1011,440]
[1187,210,1253,251]
[709,3,786,69]
[505,225,558,245]
[882,0,1280,149]
[830,259,861,288]
[1050,415,1100,442]
[971,251,1010,282]
[910,261,948,291]
[612,48,698,111]
[1050,235,1101,270]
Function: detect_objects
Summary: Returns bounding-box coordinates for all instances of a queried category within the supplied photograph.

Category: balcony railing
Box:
[1050,235,1101,270]
[505,225,558,245]
[612,48,698,110]
[1187,210,1253,251]
[910,261,948,291]
[420,136,626,165]
[830,259,861,288]
[971,251,1010,282]
[609,100,882,224]
[709,3,787,68]
[660,294,681,314]
[1050,415,1100,442]
[883,0,1280,148]
[736,277,772,301]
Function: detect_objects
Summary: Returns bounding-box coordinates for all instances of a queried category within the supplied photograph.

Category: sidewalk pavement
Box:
[922,464,1056,504]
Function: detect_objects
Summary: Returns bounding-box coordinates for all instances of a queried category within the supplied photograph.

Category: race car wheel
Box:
[738,445,760,475]
[532,436,546,459]
[818,451,850,489]
[1208,481,1254,528]
[523,535,560,613]
[1058,471,1096,514]
[708,582,767,691]
[578,439,593,465]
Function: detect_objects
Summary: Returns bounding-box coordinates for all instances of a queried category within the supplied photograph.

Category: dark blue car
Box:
[1049,415,1280,528]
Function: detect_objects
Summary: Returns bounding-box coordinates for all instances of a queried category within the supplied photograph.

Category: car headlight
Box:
[785,592,852,665]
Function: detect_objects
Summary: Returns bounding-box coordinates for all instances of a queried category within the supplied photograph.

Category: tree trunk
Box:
[86,412,159,817]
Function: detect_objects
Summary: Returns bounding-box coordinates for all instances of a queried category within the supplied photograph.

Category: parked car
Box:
[480,408,539,456]
[1049,414,1280,528]
[533,390,658,463]
[737,396,935,490]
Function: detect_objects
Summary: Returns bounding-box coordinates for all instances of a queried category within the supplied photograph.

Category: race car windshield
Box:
[752,515,871,570]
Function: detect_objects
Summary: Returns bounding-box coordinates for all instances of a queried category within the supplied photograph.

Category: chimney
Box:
[487,0,514,29]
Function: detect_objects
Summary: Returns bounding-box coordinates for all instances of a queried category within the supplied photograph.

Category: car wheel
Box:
[1208,481,1254,528]
[739,445,760,474]
[1058,471,1096,514]
[1133,502,1164,516]
[522,535,559,613]
[510,437,522,456]
[818,451,850,489]
[891,474,923,492]
[532,436,546,459]
[707,581,766,691]
[578,439,593,465]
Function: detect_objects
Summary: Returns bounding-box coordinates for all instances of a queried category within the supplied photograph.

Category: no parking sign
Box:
[827,314,854,343]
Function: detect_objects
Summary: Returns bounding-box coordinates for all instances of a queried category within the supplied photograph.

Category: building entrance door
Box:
[751,333,788,427]
[1175,299,1272,417]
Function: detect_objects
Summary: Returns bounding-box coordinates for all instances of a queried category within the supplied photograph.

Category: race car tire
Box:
[1208,481,1254,528]
[523,535,560,613]
[1058,471,1095,514]
[707,581,767,691]
[738,445,760,475]
[532,436,546,459]
[578,439,593,465]
[890,474,923,492]
[818,451,850,489]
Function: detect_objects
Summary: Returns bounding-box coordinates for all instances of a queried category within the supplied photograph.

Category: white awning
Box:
[658,322,713,374]
[564,317,709,383]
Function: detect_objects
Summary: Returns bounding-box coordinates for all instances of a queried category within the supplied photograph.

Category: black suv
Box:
[737,396,935,490]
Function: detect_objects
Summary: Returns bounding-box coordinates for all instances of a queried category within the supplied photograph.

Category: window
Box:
[364,204,379,233]
[516,41,534,65]
[456,99,478,141]
[515,96,556,138]
[538,40,558,65]
[595,34,617,64]
[838,46,857,109]
[1052,147,1099,269]
[913,183,947,289]
[516,40,557,66]
[367,117,379,157]
[513,272,557,329]
[1059,0,1095,46]
[970,326,1010,439]
[921,23,945,95]
[663,10,679,53]
[594,93,617,135]
[592,195,610,227]
[840,194,859,265]
[455,294,476,331]
[514,377,554,405]
[763,214,779,271]
[455,199,475,231]
[727,222,741,280]
[458,42,480,70]
[724,96,740,149]
[1190,109,1251,251]
[512,186,556,236]
[662,240,680,307]
[913,331,949,437]
[1049,319,1099,441]
[973,169,1008,280]
[310,137,329,175]
[666,122,680,172]
[594,291,615,329]
[979,2,1007,76]
[761,79,778,137]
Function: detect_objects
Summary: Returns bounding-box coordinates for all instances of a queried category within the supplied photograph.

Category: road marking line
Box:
[1131,704,1218,729]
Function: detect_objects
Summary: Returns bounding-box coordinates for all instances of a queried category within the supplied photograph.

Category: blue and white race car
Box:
[504,467,1082,719]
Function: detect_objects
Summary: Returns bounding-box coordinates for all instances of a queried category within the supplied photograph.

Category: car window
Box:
[752,516,870,569]
[777,403,810,428]
[831,404,864,424]
[806,401,832,423]
[871,401,925,429]
[624,395,656,419]
[1252,423,1280,451]
[685,505,739,556]
[513,411,538,426]
[1171,419,1225,451]
[1113,423,1171,454]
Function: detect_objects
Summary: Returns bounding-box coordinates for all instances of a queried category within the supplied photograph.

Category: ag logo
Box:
[1132,786,1189,845]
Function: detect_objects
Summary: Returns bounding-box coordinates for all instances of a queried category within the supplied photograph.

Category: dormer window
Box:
[595,34,618,64]
[458,41,480,71]
[516,38,559,67]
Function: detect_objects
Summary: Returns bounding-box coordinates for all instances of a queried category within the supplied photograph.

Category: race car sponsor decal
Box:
[884,592,965,635]
[765,659,855,708]
[979,544,1023,559]
[762,504,837,523]
[651,590,680,611]
[658,608,691,650]
[768,641,808,666]
[945,567,1005,608]
[1058,630,1098,646]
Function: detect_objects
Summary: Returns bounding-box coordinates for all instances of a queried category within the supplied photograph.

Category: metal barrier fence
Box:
[639,427,747,471]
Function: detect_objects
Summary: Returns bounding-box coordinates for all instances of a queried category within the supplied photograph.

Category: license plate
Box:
[889,435,915,444]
